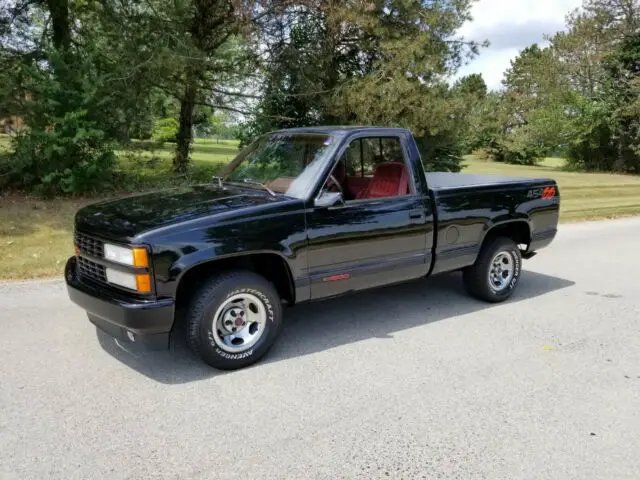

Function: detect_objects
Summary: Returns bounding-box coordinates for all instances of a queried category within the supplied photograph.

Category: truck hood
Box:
[75,184,284,240]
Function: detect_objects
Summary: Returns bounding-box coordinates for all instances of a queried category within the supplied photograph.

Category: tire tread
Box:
[463,236,521,303]
[186,270,281,369]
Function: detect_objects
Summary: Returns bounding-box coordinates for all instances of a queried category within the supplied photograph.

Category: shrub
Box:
[3,111,116,195]
[470,147,499,162]
[414,133,463,173]
[471,139,543,166]
[490,127,545,166]
[151,118,179,143]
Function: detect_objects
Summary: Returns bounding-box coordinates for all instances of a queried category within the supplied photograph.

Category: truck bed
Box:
[426,172,549,191]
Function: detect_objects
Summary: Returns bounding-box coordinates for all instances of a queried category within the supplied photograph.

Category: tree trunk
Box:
[46,0,71,52]
[174,79,197,174]
[322,3,341,124]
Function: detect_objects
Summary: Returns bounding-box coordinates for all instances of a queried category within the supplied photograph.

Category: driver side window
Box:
[324,136,412,202]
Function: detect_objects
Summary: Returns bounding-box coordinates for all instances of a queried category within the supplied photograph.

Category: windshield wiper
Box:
[241,179,276,197]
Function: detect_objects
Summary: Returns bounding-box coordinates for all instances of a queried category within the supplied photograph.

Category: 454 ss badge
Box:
[527,186,557,200]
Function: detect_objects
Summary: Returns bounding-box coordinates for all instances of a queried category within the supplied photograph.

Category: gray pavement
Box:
[1,217,639,479]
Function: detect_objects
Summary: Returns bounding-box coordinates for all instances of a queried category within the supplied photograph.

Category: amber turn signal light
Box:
[132,247,149,268]
[135,273,152,293]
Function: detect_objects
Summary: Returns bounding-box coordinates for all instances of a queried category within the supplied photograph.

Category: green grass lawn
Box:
[119,137,239,164]
[0,196,96,280]
[113,138,239,191]
[1,137,640,280]
[0,136,242,280]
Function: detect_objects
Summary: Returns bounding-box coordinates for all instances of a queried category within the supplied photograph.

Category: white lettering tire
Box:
[463,236,522,303]
[186,270,283,370]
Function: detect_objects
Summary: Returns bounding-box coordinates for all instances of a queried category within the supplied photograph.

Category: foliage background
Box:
[0,0,638,196]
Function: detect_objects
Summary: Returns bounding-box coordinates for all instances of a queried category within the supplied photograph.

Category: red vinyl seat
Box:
[357,162,410,199]
[346,176,370,198]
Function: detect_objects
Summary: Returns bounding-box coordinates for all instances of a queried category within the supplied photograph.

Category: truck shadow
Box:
[96,270,574,384]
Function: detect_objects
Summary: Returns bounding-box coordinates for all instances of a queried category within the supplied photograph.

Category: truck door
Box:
[306,132,435,300]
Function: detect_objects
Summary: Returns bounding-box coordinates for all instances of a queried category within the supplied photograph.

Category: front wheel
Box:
[463,236,522,303]
[186,270,283,370]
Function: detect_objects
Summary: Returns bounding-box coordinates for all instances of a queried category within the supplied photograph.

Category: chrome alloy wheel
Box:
[488,251,515,292]
[211,293,267,353]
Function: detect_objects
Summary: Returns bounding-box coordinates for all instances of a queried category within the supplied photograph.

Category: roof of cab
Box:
[271,126,411,136]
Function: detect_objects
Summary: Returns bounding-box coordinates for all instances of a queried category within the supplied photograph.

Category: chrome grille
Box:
[77,256,107,283]
[75,231,104,258]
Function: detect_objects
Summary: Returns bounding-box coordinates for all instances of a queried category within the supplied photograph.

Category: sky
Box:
[455,0,584,90]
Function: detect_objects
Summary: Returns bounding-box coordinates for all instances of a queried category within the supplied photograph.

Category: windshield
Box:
[218,132,337,199]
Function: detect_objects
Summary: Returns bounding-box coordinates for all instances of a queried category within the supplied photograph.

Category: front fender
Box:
[151,240,296,299]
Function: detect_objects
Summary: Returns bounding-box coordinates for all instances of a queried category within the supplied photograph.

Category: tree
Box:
[166,2,249,173]
[557,0,640,171]
[239,1,375,144]
[1,0,490,191]
[242,0,486,172]
[0,1,121,193]
[129,0,293,174]
[497,44,572,163]
[454,73,487,100]
[462,91,507,154]
[1,0,269,191]
[610,33,640,171]
[467,0,640,171]
[570,32,640,173]
[331,0,484,171]
[453,73,490,153]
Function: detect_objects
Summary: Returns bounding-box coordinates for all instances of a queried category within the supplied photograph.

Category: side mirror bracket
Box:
[314,191,344,209]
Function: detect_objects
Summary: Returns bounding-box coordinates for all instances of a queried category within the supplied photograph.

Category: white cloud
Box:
[455,0,584,90]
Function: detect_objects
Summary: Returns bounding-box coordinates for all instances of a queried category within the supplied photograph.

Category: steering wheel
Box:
[326,173,344,195]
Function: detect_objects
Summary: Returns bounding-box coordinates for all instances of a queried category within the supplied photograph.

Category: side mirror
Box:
[314,191,344,209]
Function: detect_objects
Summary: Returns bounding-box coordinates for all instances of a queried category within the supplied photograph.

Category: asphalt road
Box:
[2,218,640,480]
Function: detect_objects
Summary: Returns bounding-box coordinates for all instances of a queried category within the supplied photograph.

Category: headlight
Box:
[105,268,152,293]
[104,244,133,265]
[104,244,149,268]
[105,268,137,290]
[103,243,151,293]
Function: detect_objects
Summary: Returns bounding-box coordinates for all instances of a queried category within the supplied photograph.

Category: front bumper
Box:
[65,257,175,349]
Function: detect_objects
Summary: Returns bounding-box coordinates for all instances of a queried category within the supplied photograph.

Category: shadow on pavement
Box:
[96,270,574,384]
[96,328,222,384]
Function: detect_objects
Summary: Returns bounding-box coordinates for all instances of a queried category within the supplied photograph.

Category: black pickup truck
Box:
[65,127,559,369]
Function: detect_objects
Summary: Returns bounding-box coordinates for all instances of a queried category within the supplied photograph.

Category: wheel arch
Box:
[174,251,296,321]
[480,219,532,251]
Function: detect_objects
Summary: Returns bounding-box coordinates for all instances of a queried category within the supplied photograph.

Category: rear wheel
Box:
[463,236,522,303]
[186,270,283,370]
